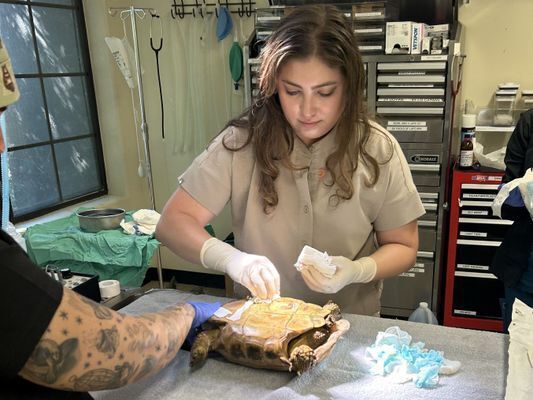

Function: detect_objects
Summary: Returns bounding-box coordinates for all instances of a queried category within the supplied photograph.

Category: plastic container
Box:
[408,302,439,324]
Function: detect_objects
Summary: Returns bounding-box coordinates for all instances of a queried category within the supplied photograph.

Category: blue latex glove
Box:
[504,186,525,208]
[186,301,221,345]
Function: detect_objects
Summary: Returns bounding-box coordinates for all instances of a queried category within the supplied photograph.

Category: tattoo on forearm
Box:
[78,295,113,320]
[23,338,79,384]
[135,357,156,381]
[69,362,135,391]
[96,326,119,357]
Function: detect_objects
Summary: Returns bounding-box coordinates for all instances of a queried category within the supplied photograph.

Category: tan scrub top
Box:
[180,121,425,315]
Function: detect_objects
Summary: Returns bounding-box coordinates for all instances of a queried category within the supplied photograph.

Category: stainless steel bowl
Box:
[77,208,125,233]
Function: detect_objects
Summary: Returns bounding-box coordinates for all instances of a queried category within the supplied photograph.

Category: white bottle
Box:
[408,302,438,324]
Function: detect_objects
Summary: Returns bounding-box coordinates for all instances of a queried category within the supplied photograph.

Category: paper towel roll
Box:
[99,279,121,299]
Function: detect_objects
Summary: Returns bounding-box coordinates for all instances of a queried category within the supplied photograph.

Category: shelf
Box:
[476,125,515,132]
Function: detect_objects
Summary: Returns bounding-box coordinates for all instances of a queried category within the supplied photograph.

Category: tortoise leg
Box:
[288,344,316,375]
[189,329,218,368]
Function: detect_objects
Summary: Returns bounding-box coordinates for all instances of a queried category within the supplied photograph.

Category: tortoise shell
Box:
[197,297,338,371]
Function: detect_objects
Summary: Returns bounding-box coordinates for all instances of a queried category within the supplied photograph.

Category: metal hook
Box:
[214,0,220,18]
[201,0,207,18]
[170,0,186,19]
[246,0,253,17]
[119,9,130,21]
[237,0,245,17]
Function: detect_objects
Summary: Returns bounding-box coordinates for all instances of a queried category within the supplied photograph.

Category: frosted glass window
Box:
[33,6,84,74]
[44,76,92,139]
[55,138,102,200]
[0,3,38,74]
[8,146,60,216]
[3,78,49,148]
[0,0,106,221]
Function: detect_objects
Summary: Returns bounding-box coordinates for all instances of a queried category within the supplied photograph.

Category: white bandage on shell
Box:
[99,279,121,298]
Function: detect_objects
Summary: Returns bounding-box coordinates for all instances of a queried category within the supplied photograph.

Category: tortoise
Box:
[189,297,350,374]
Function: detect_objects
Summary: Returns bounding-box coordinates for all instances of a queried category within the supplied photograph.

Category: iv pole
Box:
[109,6,164,289]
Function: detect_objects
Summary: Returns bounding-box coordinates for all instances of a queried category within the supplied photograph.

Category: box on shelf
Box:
[385,21,412,54]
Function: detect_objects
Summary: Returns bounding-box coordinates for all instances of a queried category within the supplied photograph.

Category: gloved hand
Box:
[301,255,377,294]
[186,301,221,345]
[504,186,525,208]
[200,237,280,299]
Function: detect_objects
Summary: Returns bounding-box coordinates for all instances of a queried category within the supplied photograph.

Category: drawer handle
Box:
[409,164,440,172]
[417,251,434,259]
[419,192,439,200]
[419,220,437,227]
[422,203,438,211]
[454,271,498,279]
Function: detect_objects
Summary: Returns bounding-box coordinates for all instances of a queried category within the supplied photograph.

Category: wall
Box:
[458,0,533,116]
[83,0,265,274]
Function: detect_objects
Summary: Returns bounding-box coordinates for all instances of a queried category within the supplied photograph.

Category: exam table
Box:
[91,289,508,400]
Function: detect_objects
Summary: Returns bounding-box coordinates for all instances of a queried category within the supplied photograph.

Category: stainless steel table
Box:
[91,289,508,400]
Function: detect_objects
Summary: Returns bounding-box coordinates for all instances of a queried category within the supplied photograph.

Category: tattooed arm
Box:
[18,288,194,392]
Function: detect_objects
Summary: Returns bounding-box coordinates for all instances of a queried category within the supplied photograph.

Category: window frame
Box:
[1,0,107,223]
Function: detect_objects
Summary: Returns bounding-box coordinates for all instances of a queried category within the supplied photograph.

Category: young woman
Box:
[156,5,425,315]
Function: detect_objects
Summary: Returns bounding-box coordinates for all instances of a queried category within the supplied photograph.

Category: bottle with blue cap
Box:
[408,302,439,324]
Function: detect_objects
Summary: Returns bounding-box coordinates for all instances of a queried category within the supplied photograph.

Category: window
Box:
[0,0,106,222]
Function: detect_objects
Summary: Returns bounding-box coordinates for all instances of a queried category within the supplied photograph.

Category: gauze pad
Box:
[294,245,337,278]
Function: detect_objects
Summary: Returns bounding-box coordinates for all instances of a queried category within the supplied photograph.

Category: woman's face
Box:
[276,56,345,146]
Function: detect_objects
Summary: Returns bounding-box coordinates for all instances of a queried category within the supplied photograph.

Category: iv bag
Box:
[105,36,136,89]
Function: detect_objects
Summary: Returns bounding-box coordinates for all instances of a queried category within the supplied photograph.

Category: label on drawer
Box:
[457,264,489,271]
[460,231,488,238]
[410,154,440,163]
[454,309,477,316]
[387,120,427,132]
[399,272,415,278]
[388,126,428,131]
[463,193,496,199]
[388,120,427,126]
[462,210,489,216]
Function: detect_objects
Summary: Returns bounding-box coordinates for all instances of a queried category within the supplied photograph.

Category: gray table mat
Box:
[91,289,508,400]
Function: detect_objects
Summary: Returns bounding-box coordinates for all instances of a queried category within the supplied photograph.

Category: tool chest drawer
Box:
[452,271,504,319]
[457,218,513,241]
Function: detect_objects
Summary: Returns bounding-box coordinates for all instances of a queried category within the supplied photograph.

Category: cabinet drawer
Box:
[382,254,434,310]
[458,217,513,241]
[419,223,437,252]
[455,239,500,270]
[459,199,499,218]
[453,271,504,319]
[381,117,443,143]
[460,183,499,201]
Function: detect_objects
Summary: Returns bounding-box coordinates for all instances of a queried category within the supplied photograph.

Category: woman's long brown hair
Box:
[221,5,388,212]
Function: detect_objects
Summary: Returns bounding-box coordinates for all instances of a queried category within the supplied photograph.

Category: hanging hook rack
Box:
[171,0,186,19]
[169,0,255,19]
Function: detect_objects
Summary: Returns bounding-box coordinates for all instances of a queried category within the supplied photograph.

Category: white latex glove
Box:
[200,237,280,299]
[301,255,377,294]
